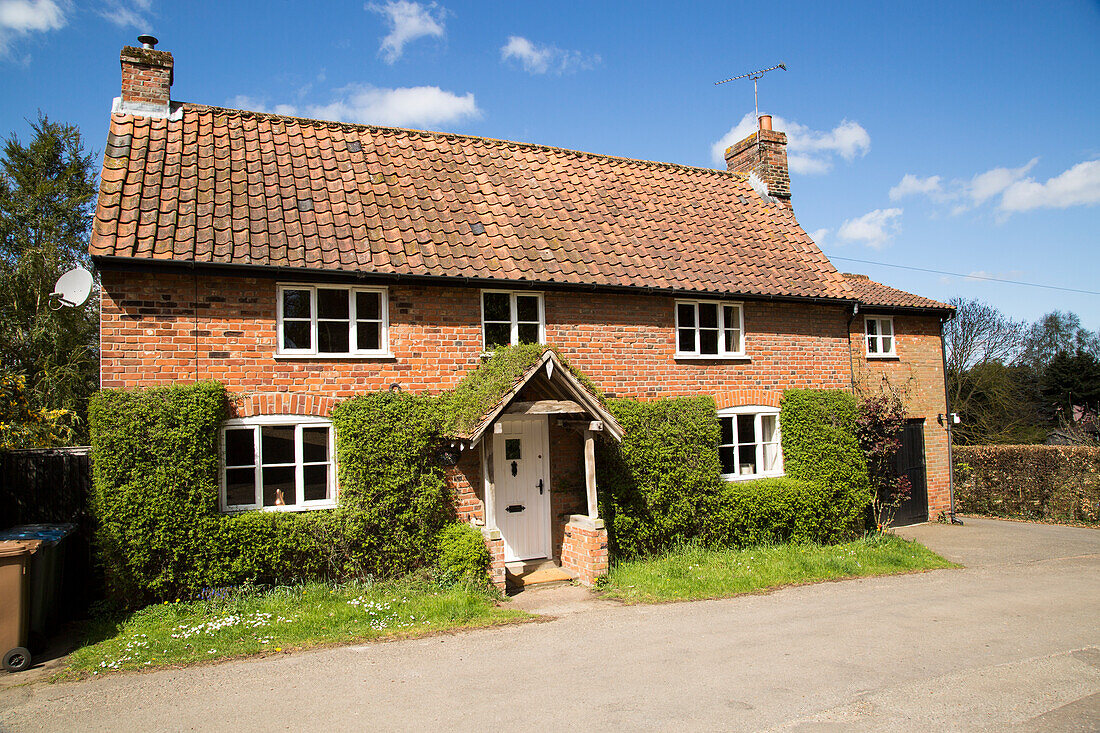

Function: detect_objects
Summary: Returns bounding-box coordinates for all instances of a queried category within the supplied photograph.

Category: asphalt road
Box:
[1,517,1098,732]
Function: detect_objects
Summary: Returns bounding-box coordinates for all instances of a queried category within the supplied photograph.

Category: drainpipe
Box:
[846,303,859,389]
[940,317,963,525]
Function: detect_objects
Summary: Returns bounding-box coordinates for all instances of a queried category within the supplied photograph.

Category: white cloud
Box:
[501,35,600,75]
[0,0,66,53]
[1000,159,1100,212]
[809,228,829,245]
[837,208,902,249]
[964,158,1037,208]
[711,113,870,174]
[367,0,445,64]
[231,85,481,129]
[889,174,942,201]
[100,0,151,29]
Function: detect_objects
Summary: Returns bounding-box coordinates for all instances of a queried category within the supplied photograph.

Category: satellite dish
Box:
[49,267,94,309]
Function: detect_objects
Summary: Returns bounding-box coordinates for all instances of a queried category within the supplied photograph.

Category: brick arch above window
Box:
[714,389,781,410]
[229,392,338,419]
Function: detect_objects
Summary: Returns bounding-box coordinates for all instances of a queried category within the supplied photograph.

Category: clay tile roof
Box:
[843,273,952,311]
[91,103,859,301]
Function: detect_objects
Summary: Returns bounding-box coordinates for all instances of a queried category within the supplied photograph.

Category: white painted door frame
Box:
[492,415,551,562]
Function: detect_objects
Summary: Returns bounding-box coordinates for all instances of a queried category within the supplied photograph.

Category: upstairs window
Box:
[277,285,388,356]
[482,291,544,349]
[718,407,783,480]
[221,417,336,512]
[865,316,896,357]
[676,300,744,357]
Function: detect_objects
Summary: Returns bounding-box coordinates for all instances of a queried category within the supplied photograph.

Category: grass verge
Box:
[63,578,530,677]
[596,534,958,604]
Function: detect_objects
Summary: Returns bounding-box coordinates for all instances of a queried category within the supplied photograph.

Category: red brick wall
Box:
[119,47,173,106]
[99,269,852,398]
[849,313,952,520]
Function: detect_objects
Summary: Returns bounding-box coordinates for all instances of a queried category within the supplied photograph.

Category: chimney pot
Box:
[137,34,158,49]
[758,114,772,131]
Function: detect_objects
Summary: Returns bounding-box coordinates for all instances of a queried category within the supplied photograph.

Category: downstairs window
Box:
[718,407,783,480]
[220,417,336,512]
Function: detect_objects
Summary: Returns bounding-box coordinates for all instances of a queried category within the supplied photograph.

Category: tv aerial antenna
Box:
[714,63,787,123]
[49,267,94,309]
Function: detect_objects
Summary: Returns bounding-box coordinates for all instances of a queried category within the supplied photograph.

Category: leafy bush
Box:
[90,384,457,605]
[434,523,491,585]
[779,389,872,537]
[702,477,859,547]
[596,396,724,558]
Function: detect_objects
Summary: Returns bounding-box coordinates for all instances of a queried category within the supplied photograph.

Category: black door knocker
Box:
[511,461,518,477]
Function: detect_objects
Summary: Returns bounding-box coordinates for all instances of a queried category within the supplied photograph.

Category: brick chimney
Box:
[725,114,791,208]
[118,35,174,116]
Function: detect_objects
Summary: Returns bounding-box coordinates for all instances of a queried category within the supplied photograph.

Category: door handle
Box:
[537,478,544,495]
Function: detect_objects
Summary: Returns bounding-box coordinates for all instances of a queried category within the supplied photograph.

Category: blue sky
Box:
[3,0,1098,328]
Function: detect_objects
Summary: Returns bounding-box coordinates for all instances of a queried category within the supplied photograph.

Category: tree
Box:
[1020,311,1100,373]
[943,298,1042,444]
[1042,350,1100,414]
[0,114,99,445]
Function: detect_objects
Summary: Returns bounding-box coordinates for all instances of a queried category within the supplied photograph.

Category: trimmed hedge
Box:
[954,445,1100,524]
[434,522,492,585]
[780,389,872,536]
[90,383,456,605]
[596,396,725,558]
[702,477,859,547]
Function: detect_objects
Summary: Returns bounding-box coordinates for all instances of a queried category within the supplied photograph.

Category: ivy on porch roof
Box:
[443,345,623,446]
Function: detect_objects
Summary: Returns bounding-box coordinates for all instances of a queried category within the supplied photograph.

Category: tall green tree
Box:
[0,114,99,445]
[1020,311,1100,372]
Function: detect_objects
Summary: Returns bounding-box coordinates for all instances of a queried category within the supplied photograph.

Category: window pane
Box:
[224,428,254,467]
[317,289,349,319]
[516,295,539,323]
[698,303,718,329]
[677,303,695,328]
[225,467,255,506]
[302,427,329,463]
[303,465,329,502]
[283,321,311,350]
[881,319,893,336]
[881,336,893,354]
[357,322,380,351]
[318,321,350,353]
[356,291,380,320]
[483,292,510,322]
[720,417,733,446]
[867,336,879,354]
[485,322,511,348]
[282,289,311,319]
[737,414,756,443]
[763,442,781,472]
[678,327,695,353]
[725,329,741,353]
[719,446,737,475]
[505,438,521,460]
[261,426,295,465]
[761,415,777,443]
[699,329,719,354]
[738,445,757,475]
[262,466,295,507]
[517,323,539,344]
[723,305,738,330]
[866,319,878,336]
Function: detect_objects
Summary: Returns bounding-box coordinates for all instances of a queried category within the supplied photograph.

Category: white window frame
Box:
[219,415,337,513]
[864,316,896,358]
[675,299,746,358]
[480,290,546,349]
[718,406,784,481]
[276,283,390,357]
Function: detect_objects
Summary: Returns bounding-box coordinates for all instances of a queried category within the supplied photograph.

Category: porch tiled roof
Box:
[843,273,952,311]
[91,103,856,302]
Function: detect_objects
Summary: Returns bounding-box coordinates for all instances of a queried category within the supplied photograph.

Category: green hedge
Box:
[434,523,492,585]
[779,389,872,536]
[596,396,725,558]
[90,383,455,605]
[702,477,859,547]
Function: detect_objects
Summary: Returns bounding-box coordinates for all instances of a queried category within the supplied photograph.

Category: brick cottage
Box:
[91,39,955,588]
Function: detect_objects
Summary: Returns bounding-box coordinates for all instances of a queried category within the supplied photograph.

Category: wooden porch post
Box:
[481,441,497,530]
[584,428,598,519]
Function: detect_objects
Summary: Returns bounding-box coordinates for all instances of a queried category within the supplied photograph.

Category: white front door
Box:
[493,416,551,562]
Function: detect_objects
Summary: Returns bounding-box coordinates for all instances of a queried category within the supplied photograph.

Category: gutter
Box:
[940,316,963,525]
